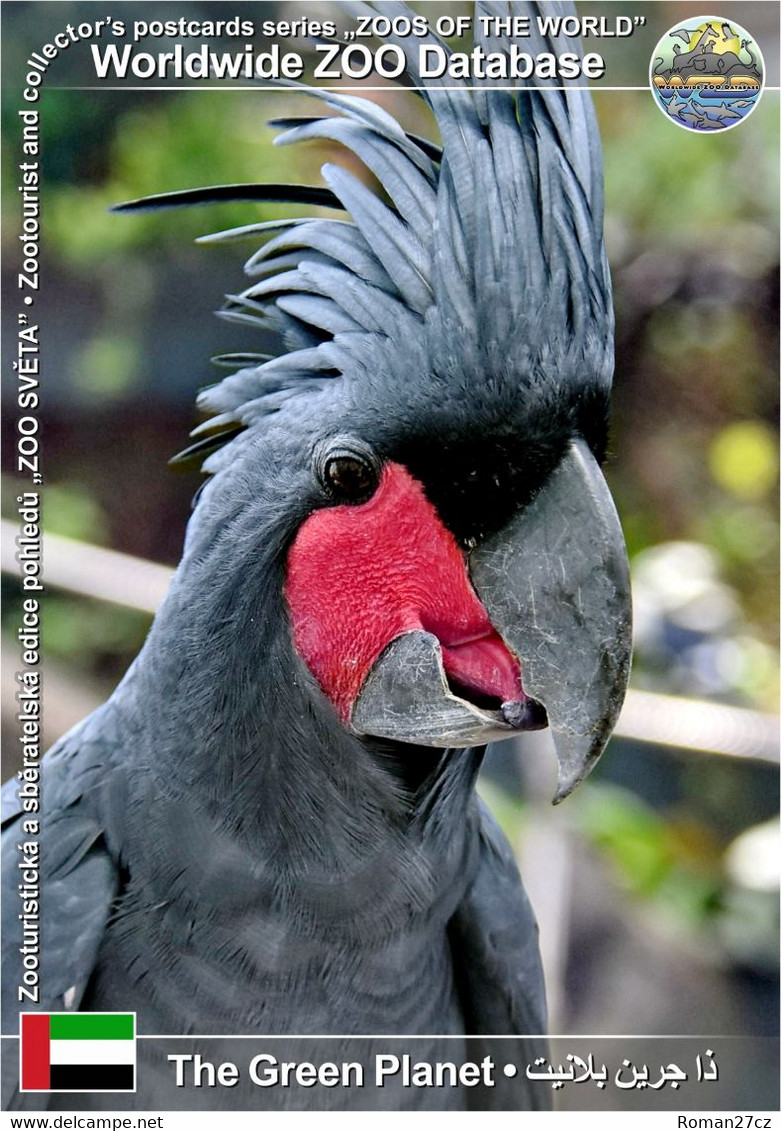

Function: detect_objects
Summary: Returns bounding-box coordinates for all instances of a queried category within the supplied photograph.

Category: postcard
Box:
[2,1,778,1121]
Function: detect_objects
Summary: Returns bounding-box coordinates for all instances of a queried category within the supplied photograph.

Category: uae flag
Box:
[20,1013,136,1092]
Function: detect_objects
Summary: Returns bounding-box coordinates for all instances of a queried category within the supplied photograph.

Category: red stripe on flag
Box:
[21,1014,50,1091]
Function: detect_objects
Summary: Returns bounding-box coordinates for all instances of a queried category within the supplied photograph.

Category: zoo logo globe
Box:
[650,16,764,132]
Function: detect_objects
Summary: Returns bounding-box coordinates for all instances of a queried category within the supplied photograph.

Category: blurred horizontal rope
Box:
[2,520,779,764]
[2,518,171,613]
[614,688,778,764]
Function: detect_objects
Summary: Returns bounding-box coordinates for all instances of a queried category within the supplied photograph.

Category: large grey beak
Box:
[351,439,632,802]
[470,439,632,802]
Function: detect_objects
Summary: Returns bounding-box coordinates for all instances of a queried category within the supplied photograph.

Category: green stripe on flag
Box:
[49,1014,134,1041]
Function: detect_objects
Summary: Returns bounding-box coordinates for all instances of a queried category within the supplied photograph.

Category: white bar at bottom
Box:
[2,1111,777,1129]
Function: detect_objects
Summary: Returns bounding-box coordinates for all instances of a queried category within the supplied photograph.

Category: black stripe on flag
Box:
[49,1064,135,1091]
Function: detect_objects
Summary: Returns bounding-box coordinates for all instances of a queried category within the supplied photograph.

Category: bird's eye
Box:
[316,441,381,505]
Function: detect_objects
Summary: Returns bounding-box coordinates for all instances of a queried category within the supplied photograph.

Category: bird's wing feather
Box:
[2,720,120,1033]
[449,800,551,1110]
[2,795,117,1109]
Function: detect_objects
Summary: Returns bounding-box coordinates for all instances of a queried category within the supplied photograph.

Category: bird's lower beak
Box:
[351,440,632,802]
[351,629,538,748]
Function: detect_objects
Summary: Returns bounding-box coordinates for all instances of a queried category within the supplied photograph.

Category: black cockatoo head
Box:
[117,4,631,804]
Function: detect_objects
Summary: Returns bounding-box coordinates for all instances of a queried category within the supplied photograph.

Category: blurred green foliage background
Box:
[2,1,778,1050]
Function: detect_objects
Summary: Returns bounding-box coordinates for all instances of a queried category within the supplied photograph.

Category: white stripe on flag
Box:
[49,1038,136,1066]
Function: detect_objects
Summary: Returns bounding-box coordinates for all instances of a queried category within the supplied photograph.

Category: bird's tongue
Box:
[439,633,524,706]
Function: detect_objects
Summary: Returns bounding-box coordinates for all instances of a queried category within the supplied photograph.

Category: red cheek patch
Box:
[285,462,522,721]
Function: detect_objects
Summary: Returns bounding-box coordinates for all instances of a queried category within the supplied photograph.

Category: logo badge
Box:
[650,16,764,132]
[20,1012,137,1093]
